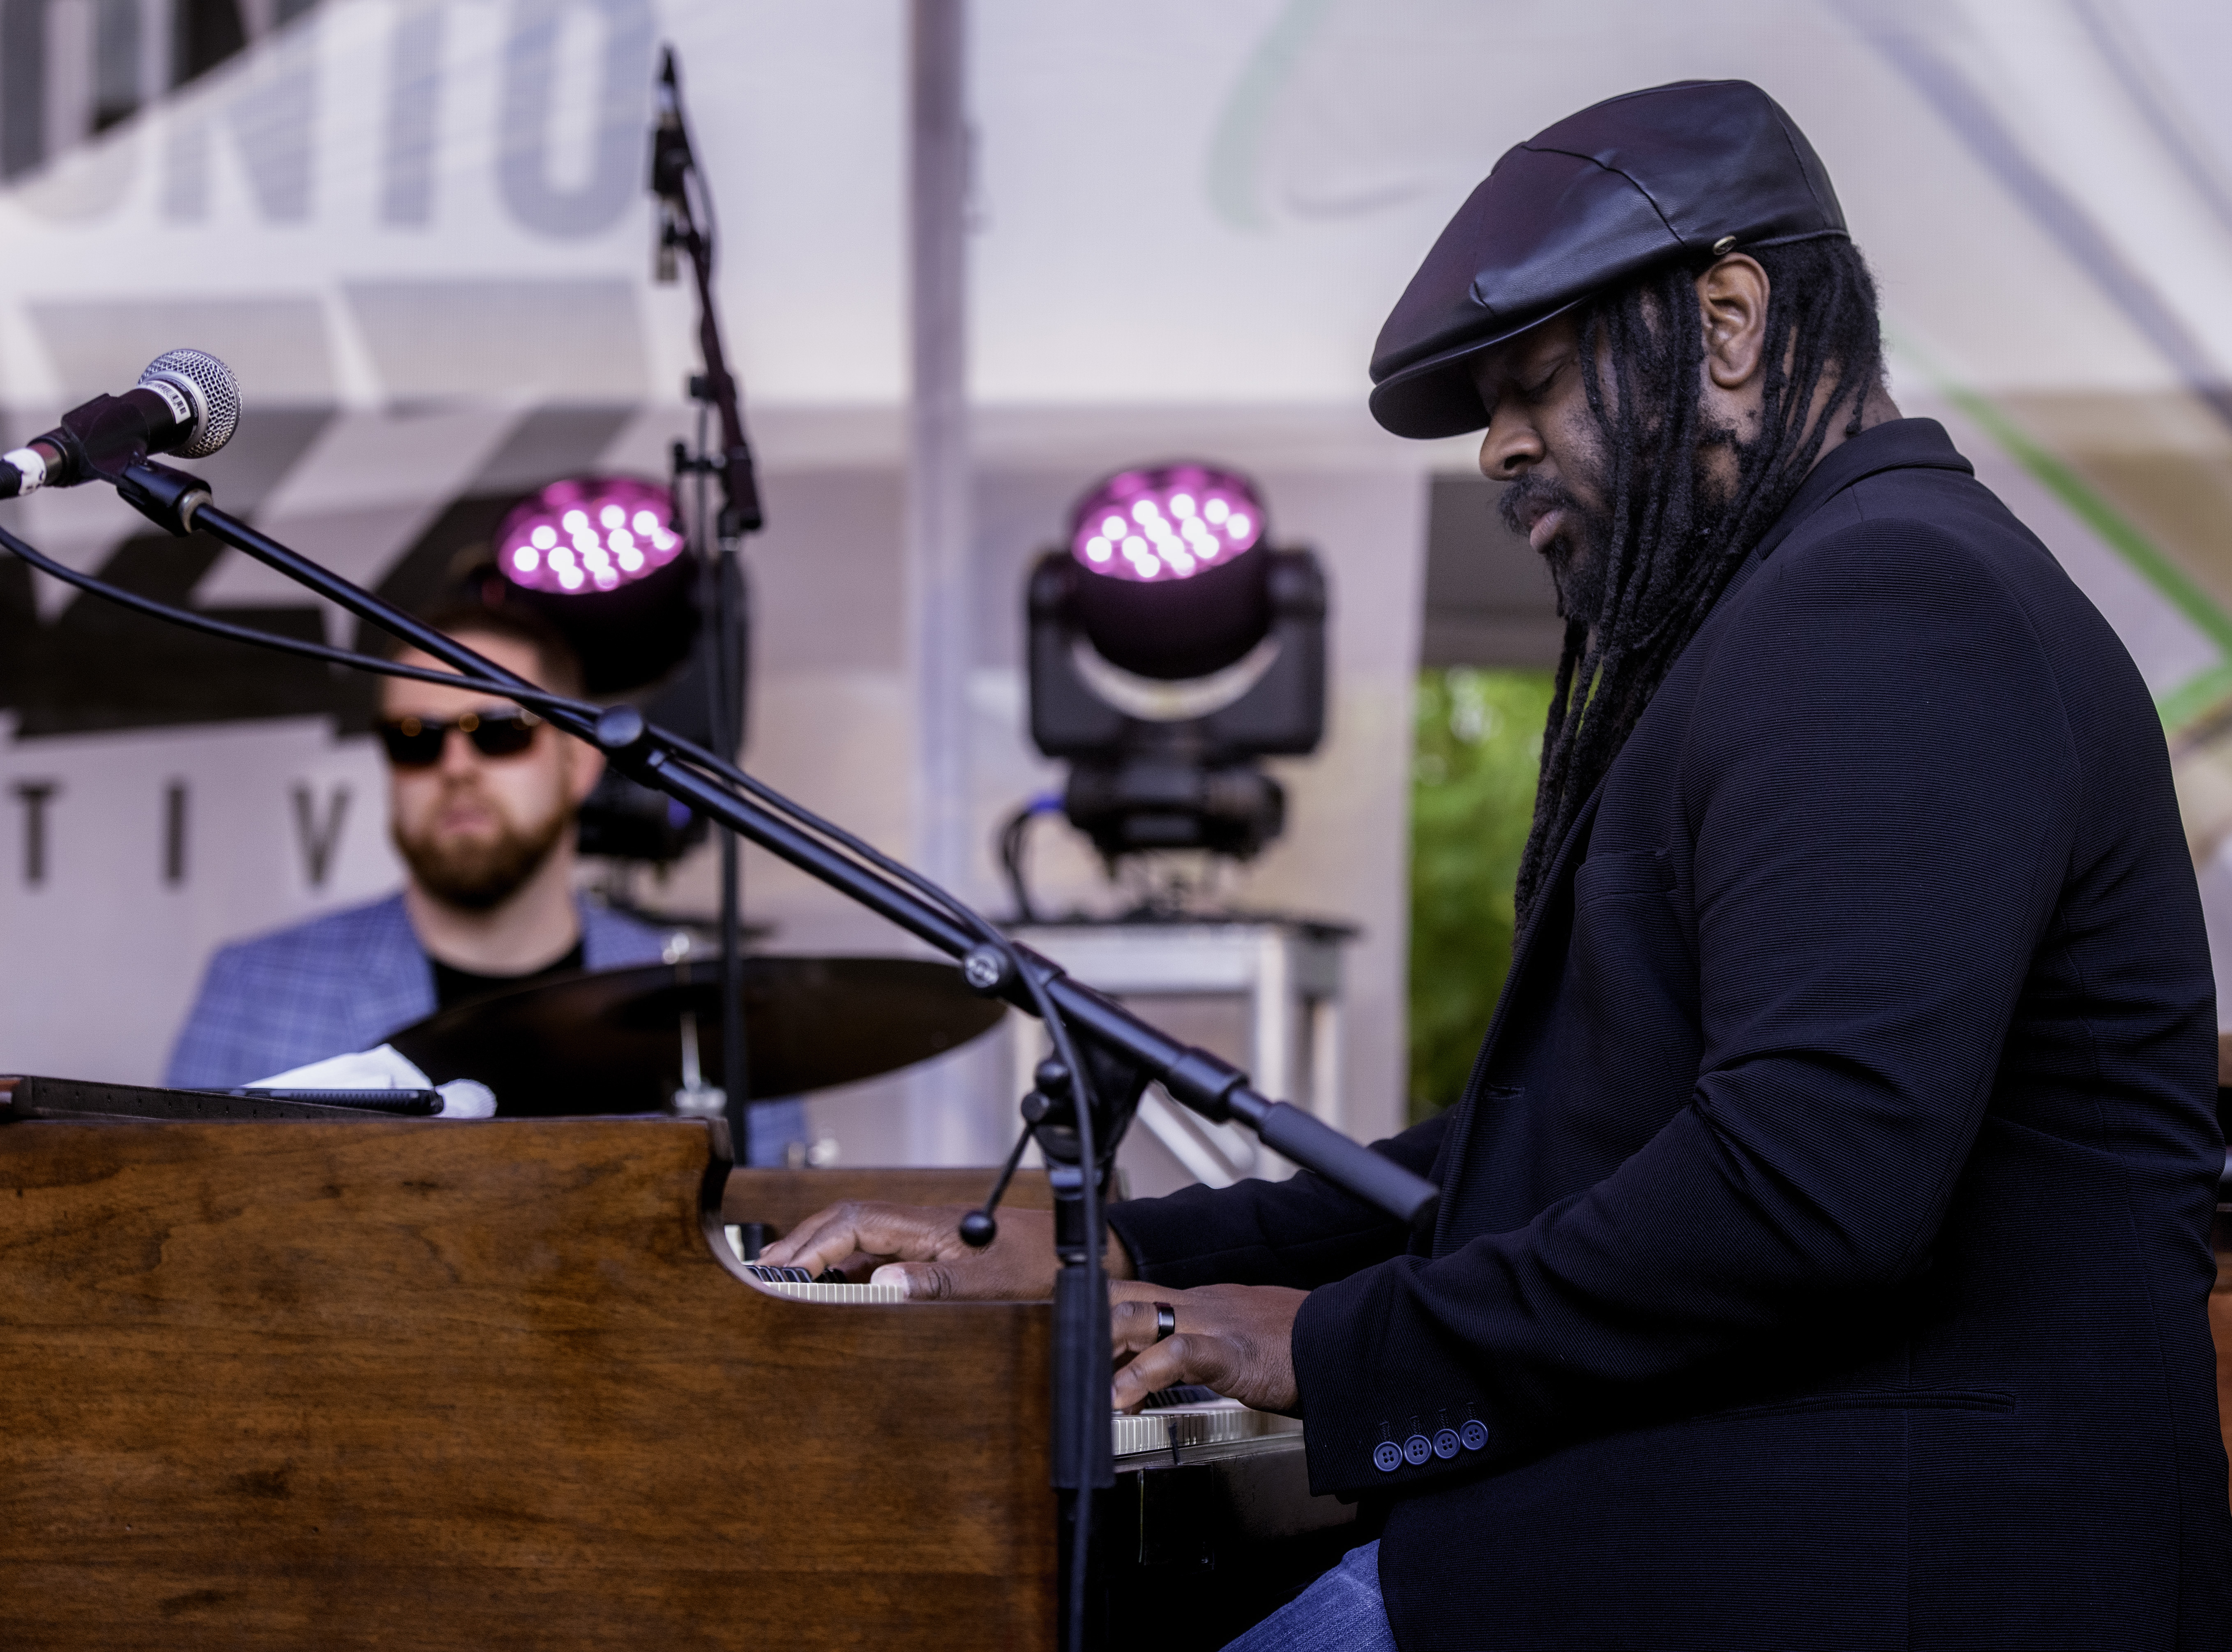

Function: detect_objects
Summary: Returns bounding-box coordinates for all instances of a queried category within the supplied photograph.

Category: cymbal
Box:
[387,957,1005,1115]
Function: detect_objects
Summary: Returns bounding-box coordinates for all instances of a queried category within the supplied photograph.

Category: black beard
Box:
[1499,467,1611,623]
[392,789,568,912]
[1500,422,1754,633]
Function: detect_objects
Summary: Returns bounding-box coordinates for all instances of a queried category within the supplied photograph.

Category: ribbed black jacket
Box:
[1109,419,2230,1650]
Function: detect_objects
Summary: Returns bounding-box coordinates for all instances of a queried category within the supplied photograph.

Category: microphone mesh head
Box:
[140,348,241,458]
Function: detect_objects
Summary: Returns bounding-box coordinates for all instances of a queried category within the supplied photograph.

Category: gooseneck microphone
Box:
[0,348,240,499]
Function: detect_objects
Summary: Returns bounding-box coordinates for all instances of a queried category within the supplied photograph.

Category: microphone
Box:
[0,348,240,500]
[648,48,693,284]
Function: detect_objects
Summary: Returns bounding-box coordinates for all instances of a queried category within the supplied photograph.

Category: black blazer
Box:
[1109,421,2230,1650]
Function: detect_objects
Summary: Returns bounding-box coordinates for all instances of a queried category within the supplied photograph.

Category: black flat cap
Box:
[1369,80,1847,440]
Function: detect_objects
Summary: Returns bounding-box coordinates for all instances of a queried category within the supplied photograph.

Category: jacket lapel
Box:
[358,894,437,1045]
[1472,781,1605,1083]
[1427,784,1605,1255]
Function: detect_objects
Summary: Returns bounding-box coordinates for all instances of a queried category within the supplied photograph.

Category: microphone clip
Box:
[115,459,211,538]
[38,390,149,490]
[647,47,694,284]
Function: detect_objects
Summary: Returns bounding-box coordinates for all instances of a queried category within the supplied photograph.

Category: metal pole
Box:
[653,47,764,1162]
[905,0,981,1163]
[715,524,748,1158]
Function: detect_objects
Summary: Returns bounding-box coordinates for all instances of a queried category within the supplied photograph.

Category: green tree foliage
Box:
[1408,668,1554,1122]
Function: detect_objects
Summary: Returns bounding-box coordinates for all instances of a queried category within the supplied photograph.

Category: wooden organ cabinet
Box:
[0,1094,1353,1649]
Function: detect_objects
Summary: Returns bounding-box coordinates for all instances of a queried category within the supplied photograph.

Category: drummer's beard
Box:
[392,783,569,912]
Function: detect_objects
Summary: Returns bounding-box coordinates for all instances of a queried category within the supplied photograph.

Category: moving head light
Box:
[493,476,698,696]
[1026,463,1326,868]
[489,476,715,865]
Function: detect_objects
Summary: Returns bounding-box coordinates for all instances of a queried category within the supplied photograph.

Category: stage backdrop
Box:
[3,1,2232,1166]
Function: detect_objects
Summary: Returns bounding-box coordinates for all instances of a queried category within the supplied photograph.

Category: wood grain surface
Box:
[0,1119,1054,1650]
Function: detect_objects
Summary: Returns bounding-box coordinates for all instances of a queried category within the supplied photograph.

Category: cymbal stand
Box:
[653,46,763,1158]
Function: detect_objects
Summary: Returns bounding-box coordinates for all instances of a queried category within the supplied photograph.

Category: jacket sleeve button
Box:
[1372,1441,1403,1474]
[1432,1428,1460,1459]
[1459,1419,1488,1452]
[1402,1433,1432,1466]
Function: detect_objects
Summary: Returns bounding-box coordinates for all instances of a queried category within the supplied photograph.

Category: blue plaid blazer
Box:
[164,891,673,1088]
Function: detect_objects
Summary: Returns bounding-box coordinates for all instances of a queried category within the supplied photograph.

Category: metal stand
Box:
[714,539,747,1147]
[1011,918,1355,1189]
[9,398,1439,1652]
[654,48,763,1161]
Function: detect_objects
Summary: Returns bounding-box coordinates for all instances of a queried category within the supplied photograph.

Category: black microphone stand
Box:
[64,453,1437,1652]
[652,46,761,1161]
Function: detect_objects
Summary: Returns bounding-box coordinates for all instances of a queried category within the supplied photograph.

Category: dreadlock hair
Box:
[1509,235,1886,933]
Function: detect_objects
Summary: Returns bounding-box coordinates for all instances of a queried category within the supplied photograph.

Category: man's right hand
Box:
[756,1202,1133,1300]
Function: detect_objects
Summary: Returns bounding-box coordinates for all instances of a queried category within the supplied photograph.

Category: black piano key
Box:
[1142,1384,1224,1410]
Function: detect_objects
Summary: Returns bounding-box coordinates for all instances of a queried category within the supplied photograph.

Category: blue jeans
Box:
[1222,1539,1397,1651]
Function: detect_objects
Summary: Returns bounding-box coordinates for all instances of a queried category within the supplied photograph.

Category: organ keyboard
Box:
[733,1244,1315,1470]
[0,1106,1353,1650]
[728,1230,1324,1474]
[732,1258,907,1304]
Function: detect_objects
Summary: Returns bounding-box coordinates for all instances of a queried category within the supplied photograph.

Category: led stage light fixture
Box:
[1023,462,1325,875]
[492,476,699,699]
[481,476,714,865]
[498,476,684,594]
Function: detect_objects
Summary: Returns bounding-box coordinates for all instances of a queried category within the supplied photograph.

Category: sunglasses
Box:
[376,709,543,768]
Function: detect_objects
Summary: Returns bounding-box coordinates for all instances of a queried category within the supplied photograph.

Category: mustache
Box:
[1498,471,1582,543]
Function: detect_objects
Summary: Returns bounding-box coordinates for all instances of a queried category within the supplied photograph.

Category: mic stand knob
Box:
[961,1099,1045,1250]
[116,459,210,537]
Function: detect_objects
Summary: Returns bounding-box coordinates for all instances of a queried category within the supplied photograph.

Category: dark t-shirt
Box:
[430,940,585,1012]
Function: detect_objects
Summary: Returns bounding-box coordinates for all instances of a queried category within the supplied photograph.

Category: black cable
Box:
[1065,1055,1102,1652]
[0,518,996,942]
[0,516,1054,1013]
[658,728,1008,951]
[0,510,1109,1646]
[0,521,604,720]
[7,507,1103,1207]
[0,513,1111,1641]
[661,741,1110,1627]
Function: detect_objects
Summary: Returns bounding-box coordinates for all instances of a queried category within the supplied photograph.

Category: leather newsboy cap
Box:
[1368,79,1848,440]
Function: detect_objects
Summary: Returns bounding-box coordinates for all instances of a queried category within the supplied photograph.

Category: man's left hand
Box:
[1109,1281,1307,1415]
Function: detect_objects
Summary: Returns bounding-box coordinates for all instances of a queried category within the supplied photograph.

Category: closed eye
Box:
[1477,349,1569,426]
[1521,359,1566,402]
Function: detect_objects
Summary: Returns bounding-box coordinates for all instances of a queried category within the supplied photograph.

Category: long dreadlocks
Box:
[1509,237,1886,932]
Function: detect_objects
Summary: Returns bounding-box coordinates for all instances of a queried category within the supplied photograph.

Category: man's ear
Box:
[1696,254,1770,390]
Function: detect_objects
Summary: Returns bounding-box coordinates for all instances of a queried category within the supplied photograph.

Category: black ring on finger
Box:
[1153,1301,1177,1343]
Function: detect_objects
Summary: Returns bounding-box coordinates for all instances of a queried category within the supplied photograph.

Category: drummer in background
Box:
[164,602,807,1164]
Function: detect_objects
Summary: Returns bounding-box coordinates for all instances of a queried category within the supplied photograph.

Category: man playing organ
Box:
[763,81,2230,1649]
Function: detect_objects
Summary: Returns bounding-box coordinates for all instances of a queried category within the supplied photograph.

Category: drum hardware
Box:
[387,956,1007,1116]
[672,1005,724,1119]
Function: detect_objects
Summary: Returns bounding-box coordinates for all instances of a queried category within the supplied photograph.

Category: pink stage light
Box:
[1069,464,1265,584]
[494,477,684,597]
